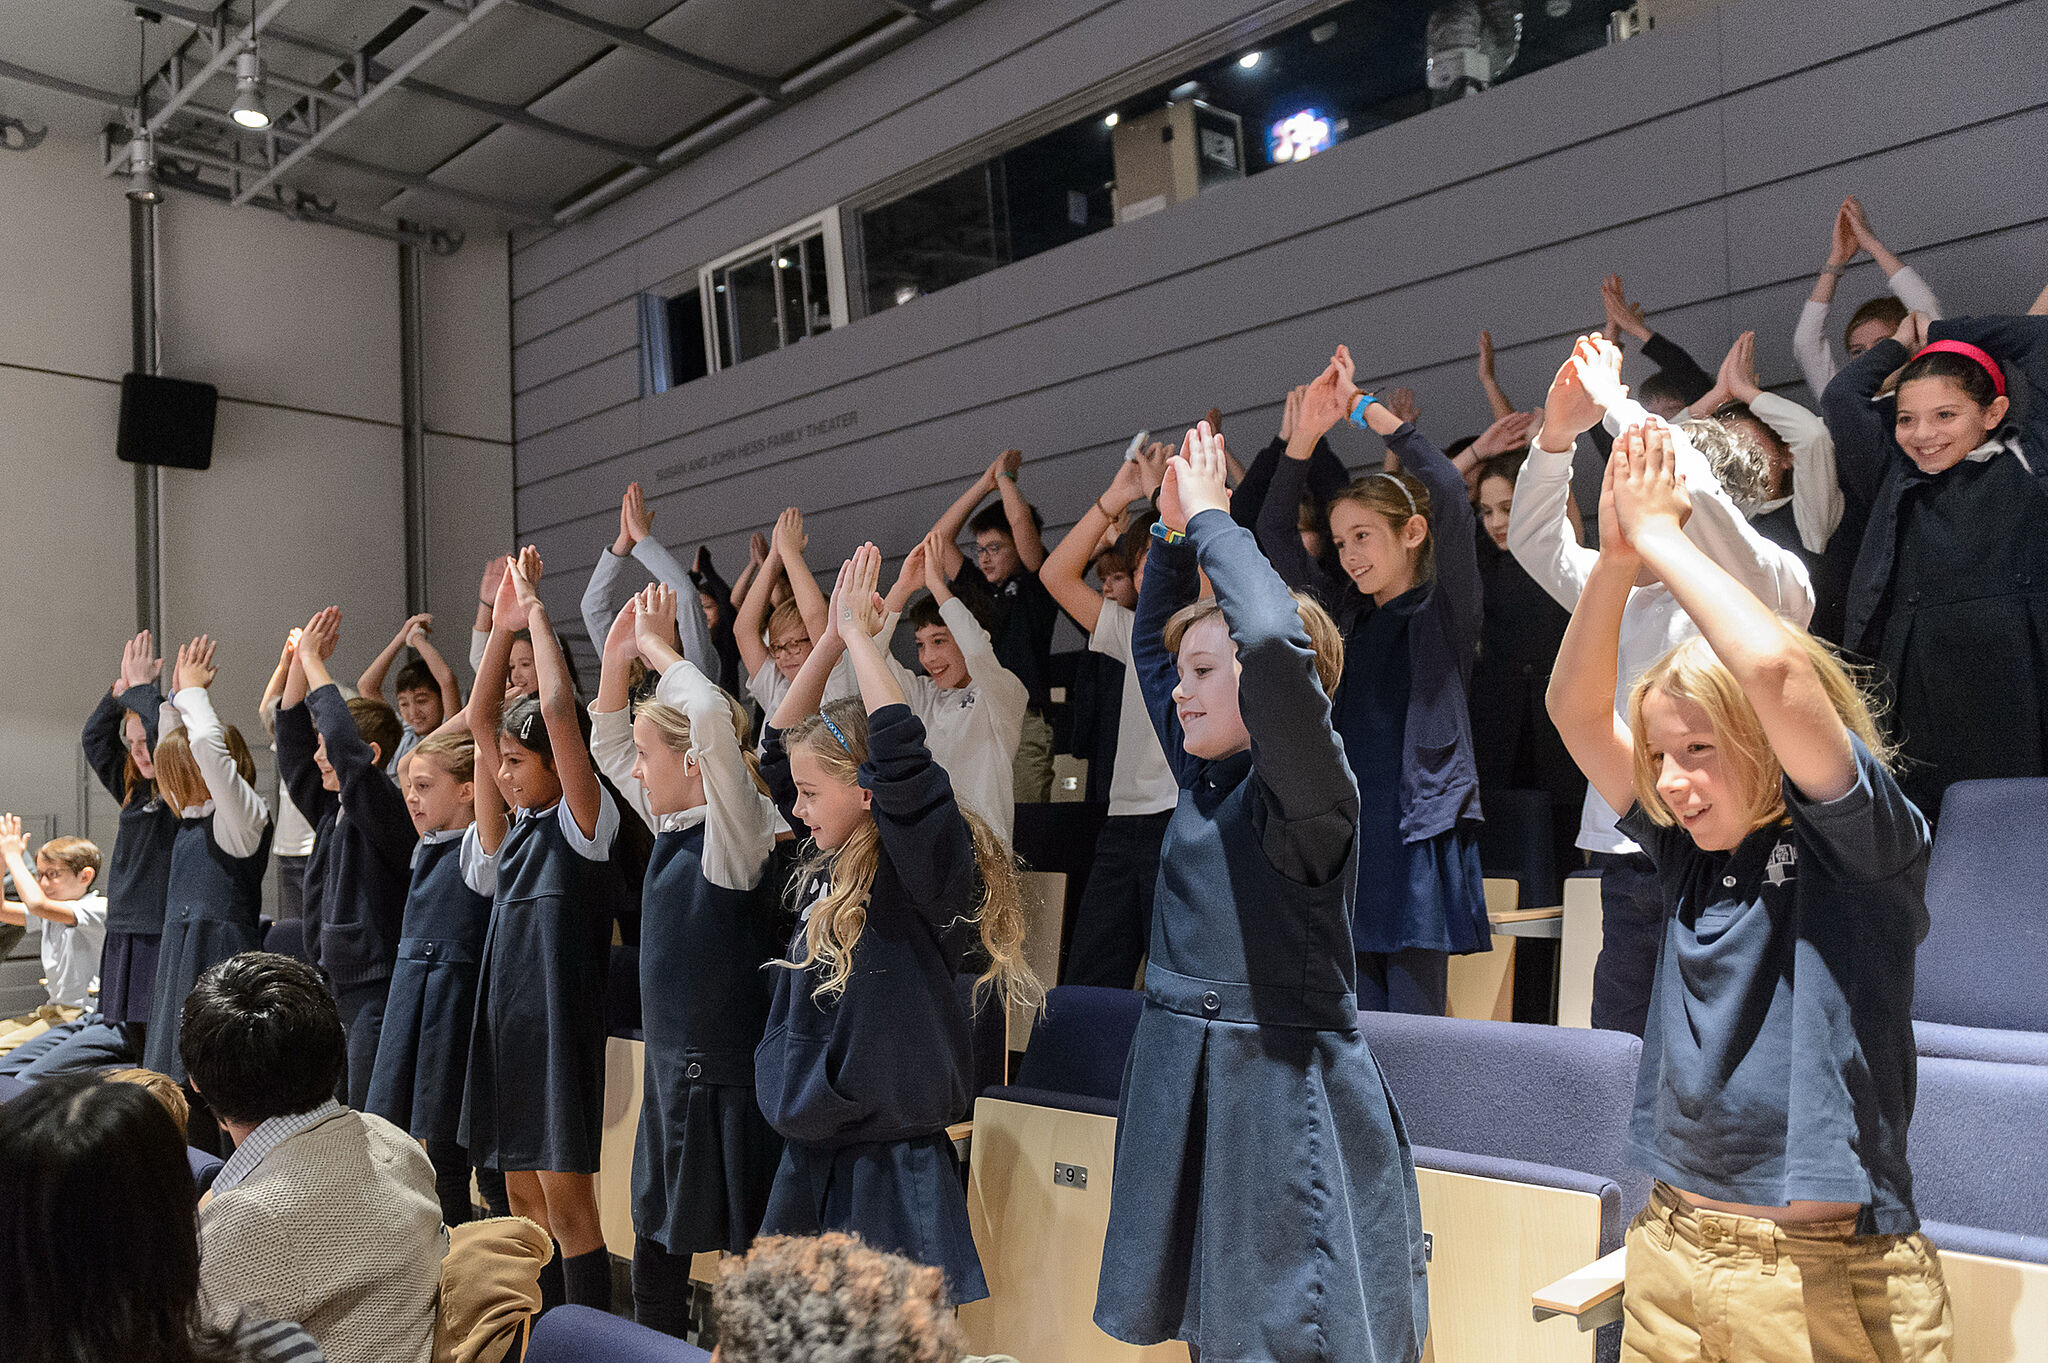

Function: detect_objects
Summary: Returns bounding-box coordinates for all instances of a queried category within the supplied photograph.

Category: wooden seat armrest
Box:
[948,1119,973,1163]
[1490,906,1565,924]
[1532,1246,1626,1320]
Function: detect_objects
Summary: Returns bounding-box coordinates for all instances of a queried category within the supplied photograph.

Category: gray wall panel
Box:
[514,297,640,395]
[504,0,2048,635]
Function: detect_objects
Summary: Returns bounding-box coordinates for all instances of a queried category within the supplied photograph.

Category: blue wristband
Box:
[1348,393,1380,428]
[1149,521,1188,546]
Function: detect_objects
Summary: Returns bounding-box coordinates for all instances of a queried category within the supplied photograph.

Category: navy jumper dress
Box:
[1094,510,1428,1363]
[755,704,989,1305]
[79,683,179,1022]
[368,827,495,1141]
[144,813,274,1081]
[461,792,622,1173]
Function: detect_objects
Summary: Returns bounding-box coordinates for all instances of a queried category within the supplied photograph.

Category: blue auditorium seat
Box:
[525,1305,709,1363]
[606,943,642,1041]
[981,984,1143,1117]
[1911,1055,2048,1264]
[261,916,309,964]
[1915,778,2048,1063]
[188,1145,224,1194]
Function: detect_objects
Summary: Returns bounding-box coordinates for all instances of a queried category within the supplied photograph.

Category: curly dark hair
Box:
[710,1233,967,1363]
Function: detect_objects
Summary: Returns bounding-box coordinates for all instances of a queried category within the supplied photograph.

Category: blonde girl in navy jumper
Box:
[462,546,624,1311]
[143,636,273,1084]
[1096,423,1428,1363]
[1256,346,1490,1016]
[367,730,503,1228]
[755,543,1040,1306]
[1548,424,1950,1363]
[589,583,784,1337]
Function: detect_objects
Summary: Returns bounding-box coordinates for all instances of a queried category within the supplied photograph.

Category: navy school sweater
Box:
[81,684,180,936]
[277,684,418,990]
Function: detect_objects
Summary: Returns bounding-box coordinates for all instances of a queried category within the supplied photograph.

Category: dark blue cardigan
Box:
[1255,422,1485,842]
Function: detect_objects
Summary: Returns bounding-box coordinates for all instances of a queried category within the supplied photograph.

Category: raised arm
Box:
[623,531,717,679]
[298,612,414,865]
[1820,320,1914,508]
[1617,424,1855,801]
[0,815,81,926]
[1507,338,1608,610]
[471,556,509,677]
[275,612,339,830]
[357,614,428,704]
[170,637,270,857]
[85,632,164,798]
[1794,200,1862,397]
[1257,360,1353,595]
[771,508,830,647]
[733,531,784,682]
[1477,329,1516,419]
[990,449,1047,571]
[468,565,523,855]
[1546,451,1641,820]
[1041,457,1151,634]
[580,502,640,666]
[925,459,999,581]
[1384,415,1485,652]
[921,534,1028,725]
[508,548,604,840]
[832,546,910,718]
[410,623,462,718]
[589,592,647,824]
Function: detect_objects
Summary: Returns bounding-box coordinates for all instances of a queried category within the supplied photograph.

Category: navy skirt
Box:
[98,930,160,1024]
[1352,821,1492,956]
[633,1059,783,1256]
[762,1133,987,1306]
[367,940,481,1141]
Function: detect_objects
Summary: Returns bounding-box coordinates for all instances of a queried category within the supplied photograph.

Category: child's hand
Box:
[508,546,544,611]
[1541,336,1609,443]
[919,530,950,599]
[1471,409,1537,459]
[1601,274,1649,342]
[836,543,887,641]
[1596,447,1638,568]
[175,635,218,692]
[1105,449,1149,505]
[603,595,640,661]
[1167,421,1232,526]
[1570,333,1628,418]
[1296,359,1353,443]
[1331,343,1358,393]
[399,611,433,647]
[121,630,161,692]
[623,482,654,544]
[1613,423,1692,545]
[0,813,27,861]
[479,555,509,605]
[298,607,340,662]
[1892,310,1929,352]
[1279,384,1303,441]
[280,627,303,671]
[773,507,807,561]
[748,532,769,569]
[1136,441,1171,496]
[1385,386,1422,427]
[1720,331,1761,404]
[892,539,927,598]
[1828,197,1859,268]
[635,584,680,663]
[989,448,1024,483]
[1477,328,1498,382]
[491,556,524,630]
[1845,195,1881,254]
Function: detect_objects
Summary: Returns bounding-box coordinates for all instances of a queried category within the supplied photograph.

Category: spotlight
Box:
[1238,51,1262,69]
[893,283,919,307]
[776,257,790,268]
[124,135,163,204]
[1103,111,1119,128]
[230,50,270,129]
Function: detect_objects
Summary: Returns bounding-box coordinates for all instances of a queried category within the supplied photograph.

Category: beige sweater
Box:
[200,1108,446,1363]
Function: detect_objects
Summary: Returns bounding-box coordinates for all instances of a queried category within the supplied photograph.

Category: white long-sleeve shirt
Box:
[579,538,718,679]
[1734,390,1845,555]
[590,659,776,892]
[1087,601,1179,817]
[885,597,1029,838]
[1508,414,1814,855]
[1792,264,1942,402]
[159,687,272,857]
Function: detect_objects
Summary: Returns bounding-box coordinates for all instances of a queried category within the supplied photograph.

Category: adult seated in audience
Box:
[710,1232,1018,1363]
[181,952,444,1363]
[0,1075,326,1363]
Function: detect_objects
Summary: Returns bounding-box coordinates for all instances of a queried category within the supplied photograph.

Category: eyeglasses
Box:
[769,636,811,660]
[974,542,1007,560]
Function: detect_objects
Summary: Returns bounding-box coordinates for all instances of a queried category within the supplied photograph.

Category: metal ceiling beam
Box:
[145,0,301,135]
[231,0,507,206]
[500,0,783,102]
[0,56,128,106]
[878,0,939,20]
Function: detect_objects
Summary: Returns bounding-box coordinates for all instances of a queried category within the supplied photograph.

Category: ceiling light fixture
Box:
[230,49,270,128]
[1238,51,1262,69]
[125,134,163,203]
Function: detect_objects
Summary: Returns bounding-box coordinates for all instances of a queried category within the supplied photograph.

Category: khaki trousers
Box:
[0,1002,86,1054]
[1621,1181,1953,1363]
[1011,708,1055,805]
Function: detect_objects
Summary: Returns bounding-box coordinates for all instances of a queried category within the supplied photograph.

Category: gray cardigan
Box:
[199,1108,445,1363]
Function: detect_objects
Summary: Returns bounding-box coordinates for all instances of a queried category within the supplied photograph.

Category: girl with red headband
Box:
[1821,310,2048,820]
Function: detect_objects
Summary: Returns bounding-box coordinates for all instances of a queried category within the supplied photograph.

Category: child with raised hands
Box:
[143,635,274,1084]
[357,612,462,767]
[1254,346,1491,1016]
[587,584,783,1335]
[276,606,418,1108]
[462,546,626,1312]
[1508,333,1814,1037]
[734,507,859,741]
[1095,422,1426,1363]
[468,555,542,699]
[367,729,503,1230]
[1546,424,1949,1363]
[872,530,1029,838]
[1795,195,1944,402]
[1822,309,2048,819]
[1040,453,1182,988]
[754,543,1040,1308]
[0,817,106,1052]
[579,482,720,694]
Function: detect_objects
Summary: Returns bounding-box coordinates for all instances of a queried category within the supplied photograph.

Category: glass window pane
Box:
[664,287,708,385]
[722,251,781,364]
[775,239,806,347]
[800,233,832,337]
[859,161,1007,314]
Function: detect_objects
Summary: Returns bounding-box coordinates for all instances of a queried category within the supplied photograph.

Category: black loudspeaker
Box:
[117,372,218,470]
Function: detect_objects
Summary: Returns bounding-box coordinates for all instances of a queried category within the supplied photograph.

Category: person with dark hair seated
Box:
[181,952,443,1363]
[0,1075,326,1363]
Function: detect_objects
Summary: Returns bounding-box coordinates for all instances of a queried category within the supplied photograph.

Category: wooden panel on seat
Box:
[1012,871,1068,1051]
[597,1035,643,1260]
[1941,1249,2048,1363]
[959,1097,1187,1362]
[1558,876,1604,1030]
[1417,1167,1603,1363]
[1447,934,1518,1021]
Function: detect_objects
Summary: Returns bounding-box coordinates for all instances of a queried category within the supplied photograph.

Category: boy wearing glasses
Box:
[0,817,108,1053]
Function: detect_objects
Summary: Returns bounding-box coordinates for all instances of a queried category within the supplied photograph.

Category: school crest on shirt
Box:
[1762,842,1798,888]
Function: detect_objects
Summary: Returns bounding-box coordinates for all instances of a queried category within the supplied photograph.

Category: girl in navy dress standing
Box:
[755,544,1040,1307]
[1096,422,1427,1363]
[1547,424,1950,1361]
[1257,347,1492,1015]
[143,636,273,1084]
[462,547,624,1311]
[589,583,784,1337]
[367,730,503,1227]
